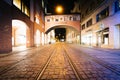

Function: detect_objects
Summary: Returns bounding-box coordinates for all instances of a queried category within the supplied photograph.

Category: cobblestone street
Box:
[0,43,120,80]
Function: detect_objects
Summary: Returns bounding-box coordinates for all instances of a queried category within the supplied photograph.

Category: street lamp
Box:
[55,5,63,14]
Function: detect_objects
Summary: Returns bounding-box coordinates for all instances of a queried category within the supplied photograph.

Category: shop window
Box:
[96,7,109,22]
[103,34,109,45]
[115,0,120,12]
[103,28,109,45]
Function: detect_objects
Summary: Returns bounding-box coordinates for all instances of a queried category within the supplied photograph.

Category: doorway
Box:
[12,20,28,48]
[114,25,120,49]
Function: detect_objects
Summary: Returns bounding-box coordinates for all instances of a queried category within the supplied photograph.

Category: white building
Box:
[81,0,120,49]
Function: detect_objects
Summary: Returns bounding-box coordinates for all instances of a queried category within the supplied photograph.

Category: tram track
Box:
[36,47,56,80]
[88,54,120,75]
[36,43,120,80]
[1,43,120,79]
[0,46,54,76]
[63,47,84,80]
[67,45,120,76]
[84,52,120,76]
[36,43,84,80]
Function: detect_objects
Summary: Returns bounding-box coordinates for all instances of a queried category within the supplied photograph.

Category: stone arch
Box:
[45,25,79,34]
[45,25,80,44]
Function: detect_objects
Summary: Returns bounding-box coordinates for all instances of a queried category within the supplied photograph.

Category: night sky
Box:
[46,0,77,14]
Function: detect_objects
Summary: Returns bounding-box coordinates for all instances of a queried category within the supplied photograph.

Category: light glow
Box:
[12,20,27,47]
[56,5,63,14]
[13,0,21,10]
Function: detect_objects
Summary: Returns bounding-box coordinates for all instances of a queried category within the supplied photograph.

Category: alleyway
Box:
[0,42,120,80]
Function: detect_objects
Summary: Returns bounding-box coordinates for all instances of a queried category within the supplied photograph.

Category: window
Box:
[73,17,77,21]
[55,19,59,21]
[115,0,120,12]
[103,28,109,45]
[86,19,92,27]
[13,0,30,17]
[69,16,73,21]
[81,24,85,30]
[13,0,21,10]
[96,7,109,22]
[47,19,50,22]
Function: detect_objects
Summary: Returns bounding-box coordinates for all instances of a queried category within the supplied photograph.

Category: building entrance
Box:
[12,20,28,47]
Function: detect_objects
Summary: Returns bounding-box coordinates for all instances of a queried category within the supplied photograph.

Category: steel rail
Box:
[63,46,85,80]
[0,46,53,75]
[68,45,120,76]
[36,47,56,80]
[37,43,84,80]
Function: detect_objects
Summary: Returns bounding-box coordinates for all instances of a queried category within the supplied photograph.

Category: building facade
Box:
[81,0,120,49]
[0,0,45,53]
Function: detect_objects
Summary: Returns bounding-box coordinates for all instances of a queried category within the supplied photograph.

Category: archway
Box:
[45,25,80,44]
[12,20,29,48]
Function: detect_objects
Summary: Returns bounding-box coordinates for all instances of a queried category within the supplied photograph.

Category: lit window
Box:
[13,0,21,10]
[25,6,29,16]
[13,0,30,17]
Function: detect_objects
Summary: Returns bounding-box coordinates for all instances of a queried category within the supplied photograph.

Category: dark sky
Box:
[46,0,77,14]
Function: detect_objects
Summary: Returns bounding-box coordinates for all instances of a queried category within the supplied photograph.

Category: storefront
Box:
[114,25,120,49]
[96,28,109,47]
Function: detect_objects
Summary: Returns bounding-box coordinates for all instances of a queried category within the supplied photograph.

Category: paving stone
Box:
[0,44,120,80]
